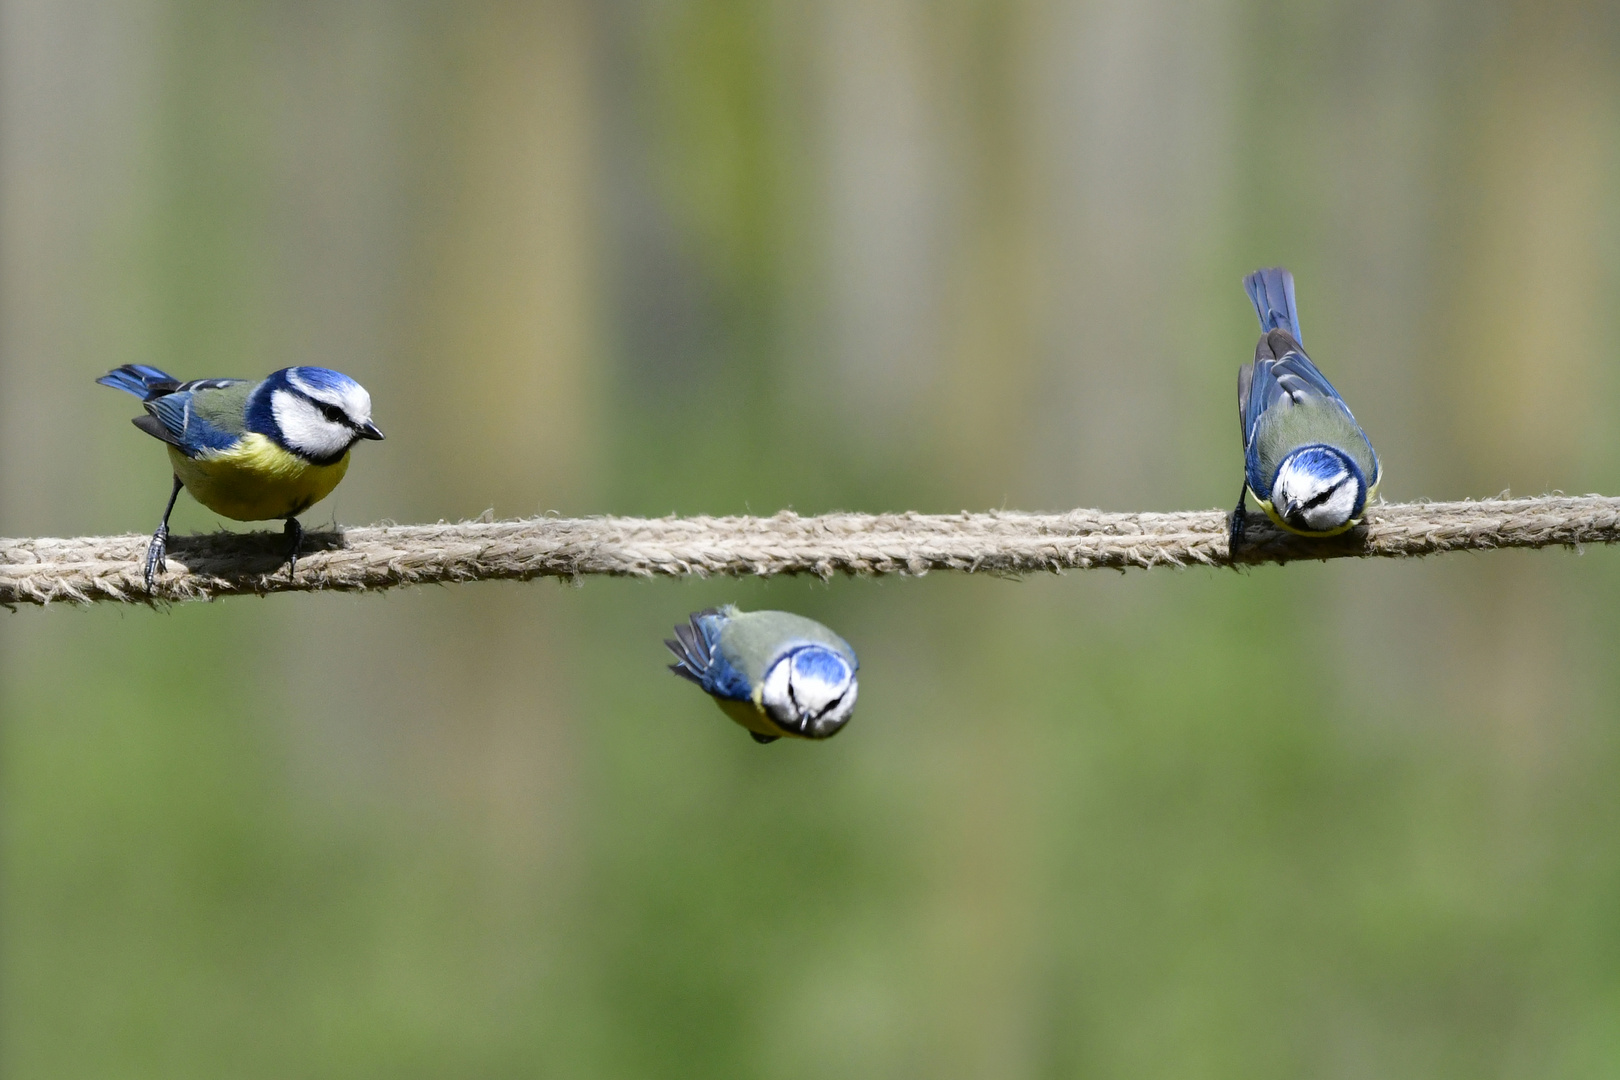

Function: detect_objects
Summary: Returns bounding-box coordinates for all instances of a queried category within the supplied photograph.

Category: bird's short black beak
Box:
[357,421,385,441]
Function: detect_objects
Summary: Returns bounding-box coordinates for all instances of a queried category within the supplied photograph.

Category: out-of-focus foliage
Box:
[5,1,1620,1076]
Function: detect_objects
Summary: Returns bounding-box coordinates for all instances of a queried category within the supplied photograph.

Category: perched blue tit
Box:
[97,364,384,587]
[666,606,859,744]
[1231,267,1380,549]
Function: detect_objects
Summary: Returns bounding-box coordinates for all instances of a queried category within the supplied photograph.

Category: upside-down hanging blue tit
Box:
[1230,267,1380,550]
[666,606,859,743]
[97,364,384,587]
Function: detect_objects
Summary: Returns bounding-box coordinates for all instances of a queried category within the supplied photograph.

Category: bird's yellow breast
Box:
[715,696,804,740]
[168,434,350,522]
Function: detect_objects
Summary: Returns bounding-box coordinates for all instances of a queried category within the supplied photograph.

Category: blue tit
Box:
[1230,267,1380,550]
[97,364,384,587]
[666,606,859,744]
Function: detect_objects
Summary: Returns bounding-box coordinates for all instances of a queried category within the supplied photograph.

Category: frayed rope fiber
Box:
[4,494,1619,606]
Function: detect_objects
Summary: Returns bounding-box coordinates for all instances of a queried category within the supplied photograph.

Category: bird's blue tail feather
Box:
[96,364,180,399]
[1243,267,1302,343]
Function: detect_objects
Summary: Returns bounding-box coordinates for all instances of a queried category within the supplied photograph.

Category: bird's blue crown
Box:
[284,366,364,397]
[789,646,852,685]
[1280,444,1355,484]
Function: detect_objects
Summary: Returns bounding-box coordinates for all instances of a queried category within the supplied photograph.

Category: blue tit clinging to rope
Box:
[666,606,859,744]
[1230,267,1381,551]
[97,364,384,588]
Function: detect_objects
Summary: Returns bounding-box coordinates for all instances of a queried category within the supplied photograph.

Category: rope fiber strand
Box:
[4,494,1619,606]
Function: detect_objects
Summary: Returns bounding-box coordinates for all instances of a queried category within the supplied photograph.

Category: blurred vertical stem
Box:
[604,0,806,512]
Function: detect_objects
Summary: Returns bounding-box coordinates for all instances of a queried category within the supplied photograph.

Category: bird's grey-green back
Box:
[715,608,857,685]
[183,381,254,436]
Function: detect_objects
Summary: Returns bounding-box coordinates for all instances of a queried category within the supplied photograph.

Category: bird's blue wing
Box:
[142,389,244,456]
[665,609,753,701]
[1243,359,1287,495]
[1271,348,1349,411]
[1242,343,1359,450]
[175,377,249,394]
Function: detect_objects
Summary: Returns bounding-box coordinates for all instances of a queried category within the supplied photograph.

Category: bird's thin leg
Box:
[283,517,303,582]
[1228,477,1248,561]
[144,475,183,591]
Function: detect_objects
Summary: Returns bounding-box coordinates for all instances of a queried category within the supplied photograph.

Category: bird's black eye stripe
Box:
[814,692,845,719]
[1302,477,1348,510]
[317,402,349,425]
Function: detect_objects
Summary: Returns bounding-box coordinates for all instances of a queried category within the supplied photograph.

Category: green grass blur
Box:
[6,2,1620,1076]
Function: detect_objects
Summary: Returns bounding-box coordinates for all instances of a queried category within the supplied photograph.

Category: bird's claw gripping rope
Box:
[1228,479,1248,558]
[284,518,303,582]
[143,475,184,592]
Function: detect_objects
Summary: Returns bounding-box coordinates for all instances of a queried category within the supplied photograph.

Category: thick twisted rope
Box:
[2,494,1617,606]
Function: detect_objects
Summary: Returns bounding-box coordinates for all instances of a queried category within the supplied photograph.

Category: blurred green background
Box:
[5,1,1620,1076]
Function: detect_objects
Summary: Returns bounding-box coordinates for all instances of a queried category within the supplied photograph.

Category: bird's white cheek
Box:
[1273,465,1324,512]
[807,678,857,737]
[1302,482,1360,531]
[760,658,794,722]
[271,390,351,459]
